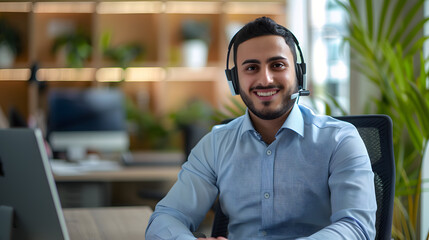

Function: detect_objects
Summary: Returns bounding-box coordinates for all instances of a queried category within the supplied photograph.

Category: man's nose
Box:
[260,67,274,85]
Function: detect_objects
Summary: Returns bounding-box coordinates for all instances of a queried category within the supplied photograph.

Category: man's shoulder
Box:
[299,105,353,130]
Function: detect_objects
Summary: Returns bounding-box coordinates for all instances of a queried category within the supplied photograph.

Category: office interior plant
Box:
[169,99,214,128]
[51,30,92,68]
[126,98,215,151]
[337,0,429,239]
[100,31,144,69]
[169,99,215,155]
[181,19,211,43]
[125,98,172,150]
[213,96,246,123]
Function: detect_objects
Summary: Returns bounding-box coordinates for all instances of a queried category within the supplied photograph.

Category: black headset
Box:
[225,26,310,97]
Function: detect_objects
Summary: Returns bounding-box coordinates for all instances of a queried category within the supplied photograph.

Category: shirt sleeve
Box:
[297,124,377,240]
[145,133,219,240]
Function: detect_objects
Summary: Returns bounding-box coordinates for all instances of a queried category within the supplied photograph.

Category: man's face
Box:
[236,35,298,120]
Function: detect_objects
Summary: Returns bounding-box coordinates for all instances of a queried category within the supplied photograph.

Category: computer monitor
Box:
[47,88,129,161]
[0,128,70,240]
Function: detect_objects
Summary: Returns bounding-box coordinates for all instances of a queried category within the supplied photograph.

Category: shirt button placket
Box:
[261,147,274,228]
[264,150,272,201]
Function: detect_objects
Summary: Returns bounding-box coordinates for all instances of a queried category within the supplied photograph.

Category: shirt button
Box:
[264,192,270,199]
[266,150,272,156]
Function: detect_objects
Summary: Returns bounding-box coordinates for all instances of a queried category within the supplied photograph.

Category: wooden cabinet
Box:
[0,0,286,130]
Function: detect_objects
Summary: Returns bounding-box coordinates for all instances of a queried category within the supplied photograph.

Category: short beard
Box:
[239,86,297,120]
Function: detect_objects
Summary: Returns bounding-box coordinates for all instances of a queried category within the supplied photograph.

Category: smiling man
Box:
[146,17,376,240]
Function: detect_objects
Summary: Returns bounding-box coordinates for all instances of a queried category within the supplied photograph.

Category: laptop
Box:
[0,128,69,240]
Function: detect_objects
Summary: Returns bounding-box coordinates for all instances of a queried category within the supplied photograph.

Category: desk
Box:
[54,165,181,207]
[54,165,181,182]
[63,206,153,240]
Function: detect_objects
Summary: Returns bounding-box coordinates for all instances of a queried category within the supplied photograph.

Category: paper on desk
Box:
[49,159,121,176]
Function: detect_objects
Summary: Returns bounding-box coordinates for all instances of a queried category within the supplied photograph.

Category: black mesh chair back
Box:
[336,115,395,240]
[211,115,395,240]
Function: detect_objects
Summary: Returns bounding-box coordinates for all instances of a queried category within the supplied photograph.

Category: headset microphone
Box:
[291,89,311,100]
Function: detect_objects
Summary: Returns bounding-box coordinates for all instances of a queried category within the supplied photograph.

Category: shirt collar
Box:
[240,103,304,138]
[240,109,256,137]
[280,103,304,137]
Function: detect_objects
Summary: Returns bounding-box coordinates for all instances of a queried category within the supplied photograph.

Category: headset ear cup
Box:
[225,67,239,95]
[231,67,239,94]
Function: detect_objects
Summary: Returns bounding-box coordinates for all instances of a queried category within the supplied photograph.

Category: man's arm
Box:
[145,133,219,240]
[298,124,377,240]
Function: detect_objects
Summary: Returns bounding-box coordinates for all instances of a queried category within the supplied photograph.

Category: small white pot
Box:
[182,39,208,68]
[0,42,15,68]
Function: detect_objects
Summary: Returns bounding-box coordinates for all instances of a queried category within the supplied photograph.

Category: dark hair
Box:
[232,17,298,65]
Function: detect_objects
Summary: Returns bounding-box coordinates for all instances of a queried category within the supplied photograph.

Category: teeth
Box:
[257,91,277,97]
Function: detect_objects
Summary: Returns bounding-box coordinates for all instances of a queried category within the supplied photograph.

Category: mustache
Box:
[250,85,284,91]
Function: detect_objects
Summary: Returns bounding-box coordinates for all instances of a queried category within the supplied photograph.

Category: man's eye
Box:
[246,65,257,71]
[272,63,285,68]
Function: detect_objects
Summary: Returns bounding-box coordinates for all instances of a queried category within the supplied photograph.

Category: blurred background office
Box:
[0,0,353,153]
[0,0,428,239]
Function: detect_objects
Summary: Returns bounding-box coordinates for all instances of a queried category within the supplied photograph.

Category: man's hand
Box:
[197,238,228,240]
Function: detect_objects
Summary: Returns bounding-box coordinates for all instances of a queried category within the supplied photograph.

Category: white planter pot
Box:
[0,43,16,68]
[182,39,208,68]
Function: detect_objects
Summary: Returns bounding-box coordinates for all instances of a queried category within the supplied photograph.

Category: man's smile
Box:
[255,90,279,97]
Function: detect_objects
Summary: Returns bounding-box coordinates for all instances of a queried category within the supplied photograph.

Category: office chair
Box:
[211,115,396,240]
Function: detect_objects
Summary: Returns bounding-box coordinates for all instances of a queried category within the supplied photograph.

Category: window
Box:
[309,0,349,114]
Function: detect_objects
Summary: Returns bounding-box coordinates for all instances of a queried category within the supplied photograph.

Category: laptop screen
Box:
[0,128,69,240]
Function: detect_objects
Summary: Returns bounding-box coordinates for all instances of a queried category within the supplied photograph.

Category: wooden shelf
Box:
[33,2,96,13]
[37,68,96,82]
[0,69,31,81]
[166,67,221,82]
[165,1,222,14]
[97,1,163,14]
[223,2,285,15]
[125,67,166,82]
[0,2,31,12]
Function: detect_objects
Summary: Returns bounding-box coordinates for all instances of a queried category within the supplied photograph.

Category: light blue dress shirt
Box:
[146,104,377,240]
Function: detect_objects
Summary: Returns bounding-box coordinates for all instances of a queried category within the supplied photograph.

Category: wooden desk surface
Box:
[54,166,181,182]
[63,206,153,240]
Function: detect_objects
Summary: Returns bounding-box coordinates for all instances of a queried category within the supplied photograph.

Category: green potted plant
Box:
[170,99,214,156]
[51,30,92,68]
[125,98,172,150]
[180,19,211,67]
[100,31,144,70]
[213,96,246,123]
[336,0,429,239]
[0,18,21,68]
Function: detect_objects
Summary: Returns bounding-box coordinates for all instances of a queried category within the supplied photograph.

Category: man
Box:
[146,17,376,240]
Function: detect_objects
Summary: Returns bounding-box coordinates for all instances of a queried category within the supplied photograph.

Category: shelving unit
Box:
[0,0,287,128]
